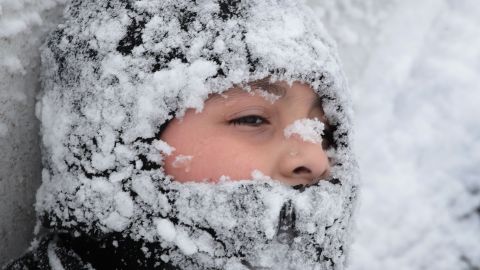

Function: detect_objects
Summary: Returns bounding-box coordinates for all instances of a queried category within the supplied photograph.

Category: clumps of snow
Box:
[91,152,116,171]
[152,140,175,156]
[34,0,357,269]
[175,230,199,256]
[154,218,177,242]
[90,178,115,195]
[109,166,133,183]
[102,211,130,232]
[261,187,288,239]
[114,192,134,218]
[162,179,346,268]
[251,169,274,181]
[131,176,158,205]
[284,118,325,144]
[218,175,233,183]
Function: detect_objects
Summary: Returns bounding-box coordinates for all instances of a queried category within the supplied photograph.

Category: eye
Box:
[229,115,270,127]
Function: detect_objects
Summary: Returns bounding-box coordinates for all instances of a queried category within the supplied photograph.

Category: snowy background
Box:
[1,0,479,268]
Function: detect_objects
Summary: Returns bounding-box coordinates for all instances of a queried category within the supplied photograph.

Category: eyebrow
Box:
[249,78,286,97]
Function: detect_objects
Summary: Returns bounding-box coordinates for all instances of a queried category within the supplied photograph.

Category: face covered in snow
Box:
[162,79,333,186]
[35,0,358,269]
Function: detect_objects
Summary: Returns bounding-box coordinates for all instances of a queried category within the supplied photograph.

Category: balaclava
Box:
[36,0,359,269]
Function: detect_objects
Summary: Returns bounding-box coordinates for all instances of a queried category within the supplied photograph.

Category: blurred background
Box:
[1,0,479,268]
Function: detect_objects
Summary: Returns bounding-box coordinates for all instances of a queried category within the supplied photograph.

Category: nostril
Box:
[293,166,311,175]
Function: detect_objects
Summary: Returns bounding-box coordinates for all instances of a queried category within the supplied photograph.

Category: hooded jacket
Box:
[3,0,358,269]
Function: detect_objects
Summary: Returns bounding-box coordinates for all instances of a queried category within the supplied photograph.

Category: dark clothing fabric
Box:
[2,234,89,270]
[2,234,177,270]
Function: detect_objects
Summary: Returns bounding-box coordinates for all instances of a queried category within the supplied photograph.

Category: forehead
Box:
[207,79,318,104]
[249,79,287,97]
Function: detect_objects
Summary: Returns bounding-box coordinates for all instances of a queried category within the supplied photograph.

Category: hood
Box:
[36,0,358,269]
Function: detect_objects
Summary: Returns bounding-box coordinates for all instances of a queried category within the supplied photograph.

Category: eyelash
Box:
[229,115,270,127]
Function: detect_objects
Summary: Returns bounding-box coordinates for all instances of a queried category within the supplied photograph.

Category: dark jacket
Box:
[3,233,177,270]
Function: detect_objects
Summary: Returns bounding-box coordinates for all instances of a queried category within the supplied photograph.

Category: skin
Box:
[160,80,331,186]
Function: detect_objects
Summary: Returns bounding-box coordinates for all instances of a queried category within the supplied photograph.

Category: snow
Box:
[251,169,274,181]
[309,0,480,269]
[171,155,194,173]
[90,178,114,195]
[114,192,134,218]
[131,175,157,205]
[261,189,287,239]
[153,140,176,156]
[102,211,130,232]
[109,166,133,183]
[175,230,198,256]
[91,152,116,171]
[156,218,202,256]
[155,218,177,242]
[257,89,282,104]
[284,118,325,144]
[6,3,360,265]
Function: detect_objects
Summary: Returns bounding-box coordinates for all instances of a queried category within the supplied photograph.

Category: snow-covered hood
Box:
[36,0,358,269]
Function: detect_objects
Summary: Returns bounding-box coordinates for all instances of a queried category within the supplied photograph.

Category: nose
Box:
[276,135,330,186]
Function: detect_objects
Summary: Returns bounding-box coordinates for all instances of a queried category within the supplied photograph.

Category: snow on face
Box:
[284,118,325,145]
[161,80,331,186]
[36,0,357,268]
[171,155,193,173]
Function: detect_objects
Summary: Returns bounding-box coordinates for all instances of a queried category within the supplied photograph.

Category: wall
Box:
[0,0,65,265]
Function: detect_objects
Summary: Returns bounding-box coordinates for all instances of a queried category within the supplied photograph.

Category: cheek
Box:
[164,135,267,182]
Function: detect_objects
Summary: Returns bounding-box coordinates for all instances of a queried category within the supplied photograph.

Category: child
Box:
[3,0,358,269]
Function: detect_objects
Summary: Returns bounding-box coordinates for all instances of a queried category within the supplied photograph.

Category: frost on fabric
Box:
[35,0,358,269]
[284,118,325,144]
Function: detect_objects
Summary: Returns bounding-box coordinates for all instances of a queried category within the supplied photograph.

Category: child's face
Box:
[160,80,331,186]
